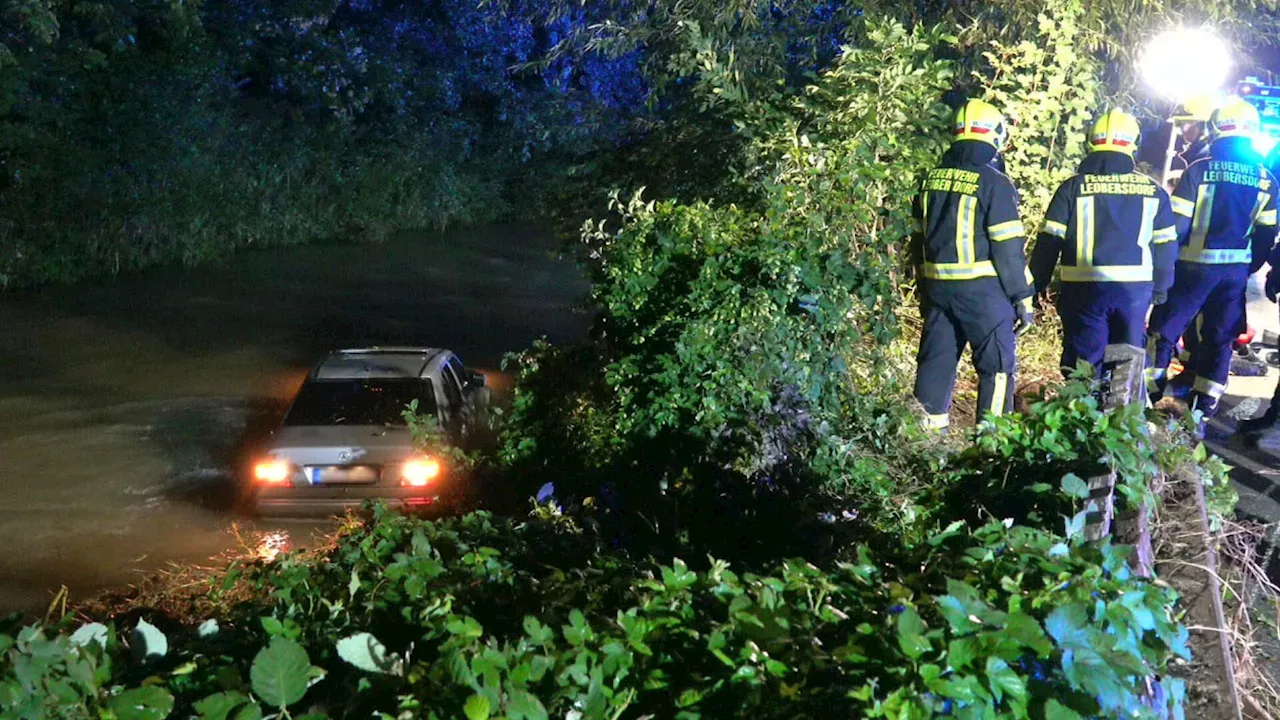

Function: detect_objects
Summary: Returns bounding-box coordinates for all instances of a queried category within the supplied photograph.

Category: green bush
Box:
[500,20,958,547]
[934,375,1159,532]
[974,0,1101,230]
[1,500,1187,720]
[0,109,507,288]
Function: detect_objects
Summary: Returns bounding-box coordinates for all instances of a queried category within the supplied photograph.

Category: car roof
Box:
[312,347,451,380]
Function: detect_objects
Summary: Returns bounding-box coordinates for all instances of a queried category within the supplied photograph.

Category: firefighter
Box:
[1146,98,1279,437]
[1170,96,1216,176]
[1237,134,1280,439]
[911,99,1035,431]
[1029,109,1178,373]
[1158,95,1215,193]
[1237,117,1280,441]
[1168,95,1259,396]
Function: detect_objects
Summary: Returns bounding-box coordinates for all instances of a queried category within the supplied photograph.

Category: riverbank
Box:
[0,225,588,615]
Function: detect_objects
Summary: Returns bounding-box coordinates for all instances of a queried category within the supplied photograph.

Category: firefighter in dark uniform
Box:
[911,99,1035,431]
[1167,95,1216,187]
[1030,109,1178,372]
[1147,98,1279,436]
[1163,96,1220,394]
[1238,143,1280,440]
[1170,99,1265,398]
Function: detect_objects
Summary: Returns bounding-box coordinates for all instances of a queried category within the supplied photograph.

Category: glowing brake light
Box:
[401,458,441,487]
[254,459,292,485]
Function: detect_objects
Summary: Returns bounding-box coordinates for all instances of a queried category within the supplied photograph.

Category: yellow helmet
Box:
[1209,98,1261,139]
[1088,109,1141,155]
[1172,95,1216,123]
[953,99,1008,150]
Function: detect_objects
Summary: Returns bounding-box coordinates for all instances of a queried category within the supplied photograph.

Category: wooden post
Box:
[1087,343,1241,720]
[1084,344,1146,543]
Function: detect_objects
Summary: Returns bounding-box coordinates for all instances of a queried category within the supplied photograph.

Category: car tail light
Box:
[254,459,292,485]
[401,458,441,487]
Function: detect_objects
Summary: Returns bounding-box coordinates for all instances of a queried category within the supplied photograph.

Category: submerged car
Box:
[249,347,489,516]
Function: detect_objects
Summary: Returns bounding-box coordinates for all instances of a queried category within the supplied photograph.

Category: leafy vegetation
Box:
[3,485,1190,719]
[975,0,1101,227]
[501,20,956,552]
[0,0,643,287]
[0,0,1268,717]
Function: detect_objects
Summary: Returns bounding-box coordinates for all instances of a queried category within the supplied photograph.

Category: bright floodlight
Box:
[1140,28,1232,101]
[1254,134,1279,157]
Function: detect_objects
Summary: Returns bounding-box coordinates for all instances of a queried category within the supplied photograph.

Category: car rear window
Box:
[283,379,437,427]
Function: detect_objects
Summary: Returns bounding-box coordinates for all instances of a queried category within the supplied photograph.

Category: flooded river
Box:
[0,226,589,614]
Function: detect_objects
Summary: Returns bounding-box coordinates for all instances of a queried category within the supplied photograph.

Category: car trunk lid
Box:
[267,425,416,484]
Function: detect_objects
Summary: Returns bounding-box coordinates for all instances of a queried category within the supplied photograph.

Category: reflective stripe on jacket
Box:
[1173,137,1278,270]
[911,140,1033,301]
[1030,152,1178,293]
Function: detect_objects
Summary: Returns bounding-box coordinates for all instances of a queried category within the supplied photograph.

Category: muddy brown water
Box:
[0,226,589,615]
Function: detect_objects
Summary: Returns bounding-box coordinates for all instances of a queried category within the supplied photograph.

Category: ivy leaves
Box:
[896,607,932,659]
[107,687,174,720]
[250,637,324,710]
[0,506,1190,719]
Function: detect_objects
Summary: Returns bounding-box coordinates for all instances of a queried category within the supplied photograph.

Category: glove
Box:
[1152,289,1168,306]
[1014,297,1035,337]
[1267,268,1280,303]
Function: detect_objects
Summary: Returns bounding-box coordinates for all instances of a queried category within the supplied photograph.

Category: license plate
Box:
[304,466,379,485]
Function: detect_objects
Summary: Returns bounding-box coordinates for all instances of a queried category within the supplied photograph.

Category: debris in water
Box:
[255,530,290,562]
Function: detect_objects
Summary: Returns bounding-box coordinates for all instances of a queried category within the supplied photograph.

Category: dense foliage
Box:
[0,0,1266,717]
[975,0,1101,226]
[2,0,1278,287]
[1,469,1190,719]
[0,0,643,287]
[501,20,953,539]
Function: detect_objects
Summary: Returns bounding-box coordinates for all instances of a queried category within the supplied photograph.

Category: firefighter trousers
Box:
[1178,289,1247,364]
[1057,282,1152,375]
[914,277,1016,429]
[1147,262,1248,417]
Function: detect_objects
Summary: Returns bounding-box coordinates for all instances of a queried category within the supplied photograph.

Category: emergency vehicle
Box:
[1238,76,1280,159]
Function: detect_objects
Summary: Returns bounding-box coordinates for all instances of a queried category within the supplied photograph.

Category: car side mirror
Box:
[467,370,485,388]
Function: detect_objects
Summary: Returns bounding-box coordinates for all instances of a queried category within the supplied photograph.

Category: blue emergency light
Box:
[1238,76,1280,156]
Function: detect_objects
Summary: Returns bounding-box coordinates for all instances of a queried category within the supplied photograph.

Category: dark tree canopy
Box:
[0,0,1277,287]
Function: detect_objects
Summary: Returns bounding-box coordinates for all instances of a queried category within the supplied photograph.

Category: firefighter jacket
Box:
[1173,137,1278,272]
[910,140,1033,302]
[1171,136,1210,174]
[1030,152,1178,294]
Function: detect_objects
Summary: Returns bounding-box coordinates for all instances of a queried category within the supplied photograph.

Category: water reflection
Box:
[254,530,292,563]
[0,225,589,615]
